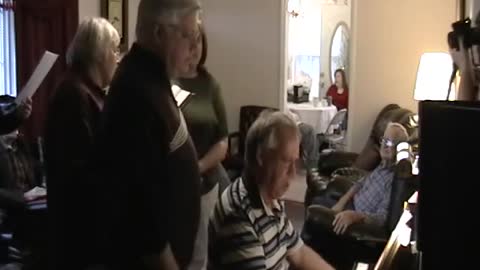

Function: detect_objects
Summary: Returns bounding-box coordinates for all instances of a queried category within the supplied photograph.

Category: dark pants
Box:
[303,219,360,270]
[298,122,319,170]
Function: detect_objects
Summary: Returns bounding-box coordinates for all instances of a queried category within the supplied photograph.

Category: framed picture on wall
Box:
[101,0,128,52]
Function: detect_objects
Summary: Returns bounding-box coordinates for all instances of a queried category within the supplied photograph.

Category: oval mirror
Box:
[330,22,350,84]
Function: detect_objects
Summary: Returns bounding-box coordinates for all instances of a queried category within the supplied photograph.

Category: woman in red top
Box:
[326,69,349,110]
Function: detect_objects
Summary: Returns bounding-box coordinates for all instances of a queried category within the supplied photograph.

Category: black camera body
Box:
[448,17,480,50]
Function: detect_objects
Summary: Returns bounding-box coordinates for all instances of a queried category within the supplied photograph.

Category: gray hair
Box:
[66,17,120,71]
[244,111,299,173]
[386,122,409,142]
[135,0,201,42]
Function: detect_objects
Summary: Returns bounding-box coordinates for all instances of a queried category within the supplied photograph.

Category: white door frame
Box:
[278,0,289,113]
[279,0,356,151]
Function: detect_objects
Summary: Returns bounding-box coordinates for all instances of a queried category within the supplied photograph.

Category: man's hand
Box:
[16,98,32,120]
[450,36,479,100]
[332,210,364,235]
[288,245,335,270]
[142,244,179,270]
[449,38,469,71]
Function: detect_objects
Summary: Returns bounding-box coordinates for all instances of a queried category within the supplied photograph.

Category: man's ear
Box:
[153,24,166,46]
[256,148,263,167]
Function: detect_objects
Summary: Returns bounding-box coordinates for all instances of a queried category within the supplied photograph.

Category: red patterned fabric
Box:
[0,1,15,11]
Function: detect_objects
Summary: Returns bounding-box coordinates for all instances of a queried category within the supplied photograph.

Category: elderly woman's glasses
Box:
[380,137,397,148]
[112,46,122,63]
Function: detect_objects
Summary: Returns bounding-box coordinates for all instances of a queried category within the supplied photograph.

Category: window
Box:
[0,0,17,96]
[287,0,322,100]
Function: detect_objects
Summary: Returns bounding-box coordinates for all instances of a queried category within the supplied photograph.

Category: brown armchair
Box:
[222,105,278,180]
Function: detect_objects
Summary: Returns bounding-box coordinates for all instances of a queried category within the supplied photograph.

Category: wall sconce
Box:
[288,0,302,18]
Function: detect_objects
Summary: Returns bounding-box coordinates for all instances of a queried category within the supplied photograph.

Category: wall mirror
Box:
[330,22,350,84]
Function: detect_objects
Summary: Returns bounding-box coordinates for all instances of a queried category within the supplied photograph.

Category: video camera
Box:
[448,17,480,50]
[447,16,480,99]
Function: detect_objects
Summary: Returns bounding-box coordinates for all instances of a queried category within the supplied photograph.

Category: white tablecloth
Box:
[288,102,338,134]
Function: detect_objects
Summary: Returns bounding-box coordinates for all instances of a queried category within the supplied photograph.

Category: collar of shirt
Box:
[124,43,173,99]
[80,72,105,98]
[260,194,282,217]
[242,176,283,217]
[64,69,106,106]
[379,160,396,171]
[127,43,169,83]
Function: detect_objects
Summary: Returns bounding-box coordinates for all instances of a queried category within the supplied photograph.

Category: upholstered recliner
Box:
[305,104,417,207]
[303,159,418,270]
[320,104,416,174]
[302,104,418,270]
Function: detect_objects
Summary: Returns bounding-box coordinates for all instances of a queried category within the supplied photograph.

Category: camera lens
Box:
[448,31,458,49]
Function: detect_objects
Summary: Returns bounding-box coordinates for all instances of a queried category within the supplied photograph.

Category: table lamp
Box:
[413,52,456,101]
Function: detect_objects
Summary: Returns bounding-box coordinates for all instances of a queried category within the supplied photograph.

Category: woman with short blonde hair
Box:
[44,17,119,270]
[66,17,120,87]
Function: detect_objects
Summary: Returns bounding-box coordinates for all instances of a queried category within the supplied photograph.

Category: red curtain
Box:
[0,1,15,10]
[15,0,78,140]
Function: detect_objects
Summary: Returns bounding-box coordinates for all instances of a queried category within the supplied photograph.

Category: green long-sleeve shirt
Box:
[177,69,228,159]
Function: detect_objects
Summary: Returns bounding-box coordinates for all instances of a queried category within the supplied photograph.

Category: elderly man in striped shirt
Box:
[208,111,334,270]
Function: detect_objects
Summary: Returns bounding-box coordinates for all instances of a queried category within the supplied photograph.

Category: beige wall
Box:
[78,0,284,132]
[78,0,100,22]
[78,0,139,48]
[347,0,457,152]
[320,2,351,97]
[466,0,480,21]
[79,0,283,131]
[201,0,284,132]
[79,0,457,152]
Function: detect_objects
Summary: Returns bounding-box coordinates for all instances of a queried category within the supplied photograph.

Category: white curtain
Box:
[287,0,322,100]
[0,0,16,96]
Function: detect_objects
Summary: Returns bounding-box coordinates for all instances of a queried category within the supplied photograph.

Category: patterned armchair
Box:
[222,105,278,180]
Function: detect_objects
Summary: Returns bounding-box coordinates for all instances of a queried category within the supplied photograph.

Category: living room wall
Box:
[346,0,457,152]
[78,0,458,153]
[78,0,139,48]
[201,0,284,132]
[79,0,284,133]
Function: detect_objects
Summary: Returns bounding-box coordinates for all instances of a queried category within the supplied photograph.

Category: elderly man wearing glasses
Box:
[89,0,203,270]
[310,122,409,235]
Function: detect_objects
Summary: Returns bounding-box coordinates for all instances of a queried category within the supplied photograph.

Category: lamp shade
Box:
[414,52,455,101]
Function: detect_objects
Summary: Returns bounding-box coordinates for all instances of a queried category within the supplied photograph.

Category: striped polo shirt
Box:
[208,177,303,270]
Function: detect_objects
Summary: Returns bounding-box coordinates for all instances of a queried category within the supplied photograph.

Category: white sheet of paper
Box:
[171,84,193,107]
[15,51,58,104]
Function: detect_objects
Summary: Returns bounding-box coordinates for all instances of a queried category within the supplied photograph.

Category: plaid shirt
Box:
[353,163,394,226]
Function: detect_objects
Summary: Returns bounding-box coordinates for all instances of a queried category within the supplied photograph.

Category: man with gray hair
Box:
[208,111,334,270]
[309,122,409,235]
[92,1,202,269]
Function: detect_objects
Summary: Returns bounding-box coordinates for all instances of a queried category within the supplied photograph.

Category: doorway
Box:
[284,0,351,148]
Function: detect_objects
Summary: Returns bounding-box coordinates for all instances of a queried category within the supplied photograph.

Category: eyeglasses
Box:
[380,137,397,148]
[166,24,201,45]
